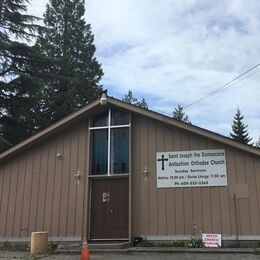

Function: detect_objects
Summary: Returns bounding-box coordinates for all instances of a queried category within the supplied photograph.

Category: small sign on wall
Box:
[202,233,221,247]
[156,149,227,188]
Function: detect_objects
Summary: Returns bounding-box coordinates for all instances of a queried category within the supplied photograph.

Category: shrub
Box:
[184,237,203,248]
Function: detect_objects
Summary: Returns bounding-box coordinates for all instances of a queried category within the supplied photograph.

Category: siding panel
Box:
[28,148,42,234]
[139,117,149,235]
[181,132,193,235]
[189,135,202,235]
[35,143,49,233]
[43,138,57,235]
[20,152,34,237]
[5,163,18,237]
[246,156,260,234]
[75,123,88,236]
[67,127,79,236]
[59,130,72,236]
[165,126,175,235]
[132,116,141,236]
[148,119,158,235]
[156,123,166,235]
[13,157,26,237]
[199,139,212,233]
[0,165,11,236]
[225,148,237,235]
[235,151,250,235]
[173,128,185,235]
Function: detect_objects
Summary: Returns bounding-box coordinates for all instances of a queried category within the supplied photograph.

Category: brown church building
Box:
[0,95,260,243]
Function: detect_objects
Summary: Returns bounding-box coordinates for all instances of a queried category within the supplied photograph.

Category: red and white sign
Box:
[202,233,221,247]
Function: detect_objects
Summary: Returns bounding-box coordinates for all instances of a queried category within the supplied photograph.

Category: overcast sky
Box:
[27,0,260,142]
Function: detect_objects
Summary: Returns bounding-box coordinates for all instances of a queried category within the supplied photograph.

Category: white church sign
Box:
[157,149,227,188]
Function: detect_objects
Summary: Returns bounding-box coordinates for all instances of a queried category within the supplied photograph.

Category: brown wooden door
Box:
[90,178,129,239]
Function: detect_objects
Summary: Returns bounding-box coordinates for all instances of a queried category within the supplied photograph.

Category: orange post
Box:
[80,237,90,260]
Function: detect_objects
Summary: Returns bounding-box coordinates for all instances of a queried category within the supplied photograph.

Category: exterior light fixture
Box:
[56,153,63,158]
[142,166,150,181]
[100,91,108,105]
[74,170,81,184]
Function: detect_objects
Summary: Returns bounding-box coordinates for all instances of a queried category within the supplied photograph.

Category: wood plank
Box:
[20,150,34,237]
[165,125,175,235]
[254,159,260,233]
[245,156,259,234]
[43,137,57,235]
[13,156,26,237]
[51,135,64,236]
[67,126,79,236]
[82,120,90,239]
[207,141,222,234]
[139,116,149,235]
[156,122,166,235]
[5,162,19,237]
[75,123,88,236]
[59,129,72,236]
[35,143,49,232]
[148,119,158,235]
[181,131,193,235]
[225,148,237,236]
[28,147,42,234]
[131,116,141,236]
[189,135,202,235]
[235,151,250,235]
[0,165,11,236]
[173,128,184,235]
[199,138,212,233]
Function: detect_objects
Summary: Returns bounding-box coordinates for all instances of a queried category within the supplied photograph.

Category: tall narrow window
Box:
[111,128,129,174]
[90,108,130,175]
[91,130,108,175]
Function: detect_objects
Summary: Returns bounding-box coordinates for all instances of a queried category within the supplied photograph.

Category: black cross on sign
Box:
[157,154,168,171]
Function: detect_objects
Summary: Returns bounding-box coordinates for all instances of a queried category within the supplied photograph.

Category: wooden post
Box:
[31,231,48,254]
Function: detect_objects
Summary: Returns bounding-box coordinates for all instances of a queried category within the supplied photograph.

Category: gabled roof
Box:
[1,96,260,163]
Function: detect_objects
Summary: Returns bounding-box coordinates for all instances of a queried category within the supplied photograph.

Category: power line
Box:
[184,63,260,109]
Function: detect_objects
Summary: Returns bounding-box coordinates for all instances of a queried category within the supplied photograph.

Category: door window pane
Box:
[110,128,129,174]
[91,130,108,174]
[111,110,129,125]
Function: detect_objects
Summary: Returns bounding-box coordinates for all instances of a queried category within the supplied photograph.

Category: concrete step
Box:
[57,241,131,251]
[88,241,131,250]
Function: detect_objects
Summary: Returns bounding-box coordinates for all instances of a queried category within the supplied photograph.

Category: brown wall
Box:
[131,114,260,237]
[1,110,260,240]
[0,120,89,238]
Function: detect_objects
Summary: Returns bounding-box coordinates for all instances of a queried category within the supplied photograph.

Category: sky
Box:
[27,0,260,142]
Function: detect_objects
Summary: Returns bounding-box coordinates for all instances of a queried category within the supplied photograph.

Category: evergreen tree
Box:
[0,0,44,151]
[122,90,148,109]
[172,105,191,123]
[37,0,103,123]
[230,109,252,144]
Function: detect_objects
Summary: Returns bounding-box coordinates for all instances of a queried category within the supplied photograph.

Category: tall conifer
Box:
[37,0,103,122]
[172,105,191,123]
[230,109,252,145]
[122,90,148,109]
[0,0,43,151]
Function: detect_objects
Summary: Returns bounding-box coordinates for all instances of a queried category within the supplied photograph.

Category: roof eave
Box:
[1,96,260,163]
